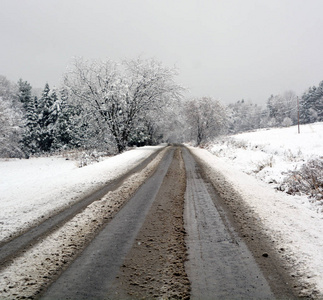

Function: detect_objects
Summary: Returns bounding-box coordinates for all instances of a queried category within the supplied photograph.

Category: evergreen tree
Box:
[38,83,54,128]
[17,79,32,111]
[37,84,61,152]
[21,83,59,153]
[21,84,83,154]
[300,85,321,124]
[21,96,39,155]
[314,81,323,121]
[52,88,81,149]
[127,118,154,147]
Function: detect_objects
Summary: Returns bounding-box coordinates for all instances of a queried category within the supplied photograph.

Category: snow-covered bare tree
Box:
[0,97,24,157]
[185,97,227,146]
[266,91,298,127]
[0,75,24,157]
[63,57,183,152]
[158,99,188,143]
[0,75,18,104]
[227,99,263,133]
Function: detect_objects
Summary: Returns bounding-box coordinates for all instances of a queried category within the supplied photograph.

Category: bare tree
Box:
[266,90,298,127]
[0,76,24,157]
[227,100,263,133]
[64,57,182,152]
[185,97,227,146]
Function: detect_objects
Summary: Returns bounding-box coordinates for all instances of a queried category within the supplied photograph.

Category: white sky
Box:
[1,0,323,104]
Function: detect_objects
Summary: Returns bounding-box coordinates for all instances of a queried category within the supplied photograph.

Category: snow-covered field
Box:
[0,145,166,243]
[209,122,323,212]
[198,122,323,296]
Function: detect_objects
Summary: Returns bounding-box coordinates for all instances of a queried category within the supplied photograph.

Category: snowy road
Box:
[0,148,162,265]
[0,144,321,299]
[182,148,274,299]
[41,146,290,299]
[41,148,175,299]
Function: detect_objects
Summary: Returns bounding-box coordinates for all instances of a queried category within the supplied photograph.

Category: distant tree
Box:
[63,57,183,152]
[300,82,323,124]
[38,84,55,127]
[185,97,227,145]
[17,79,32,111]
[21,96,39,155]
[0,75,18,103]
[21,84,79,154]
[33,84,56,151]
[51,88,82,150]
[281,117,293,127]
[154,99,187,144]
[0,97,24,157]
[0,75,24,157]
[266,91,298,127]
[283,90,298,124]
[227,100,263,133]
[300,87,315,124]
[267,94,287,126]
[127,118,154,147]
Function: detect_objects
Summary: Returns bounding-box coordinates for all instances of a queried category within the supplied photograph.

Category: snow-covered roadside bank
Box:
[0,147,168,299]
[0,145,166,243]
[208,122,323,212]
[190,147,323,298]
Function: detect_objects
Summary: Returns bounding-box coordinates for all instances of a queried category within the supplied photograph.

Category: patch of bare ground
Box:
[0,148,168,300]
[112,147,190,299]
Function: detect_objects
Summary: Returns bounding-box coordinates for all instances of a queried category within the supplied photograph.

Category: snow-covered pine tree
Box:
[38,83,55,127]
[21,96,39,155]
[17,79,32,111]
[52,88,81,150]
[314,81,323,122]
[300,84,322,124]
[300,88,311,124]
[32,84,60,152]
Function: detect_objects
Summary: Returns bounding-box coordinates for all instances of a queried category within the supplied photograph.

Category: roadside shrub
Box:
[230,139,248,149]
[282,117,293,127]
[78,150,108,168]
[253,156,274,173]
[278,158,323,201]
[60,149,109,168]
[284,149,303,162]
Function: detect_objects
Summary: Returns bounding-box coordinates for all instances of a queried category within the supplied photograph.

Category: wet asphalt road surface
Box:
[182,147,274,299]
[40,146,278,299]
[41,149,174,299]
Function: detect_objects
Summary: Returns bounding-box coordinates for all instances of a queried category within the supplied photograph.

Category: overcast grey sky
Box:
[1,0,323,104]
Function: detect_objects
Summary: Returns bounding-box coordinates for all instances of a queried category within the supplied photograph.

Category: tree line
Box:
[1,57,322,158]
